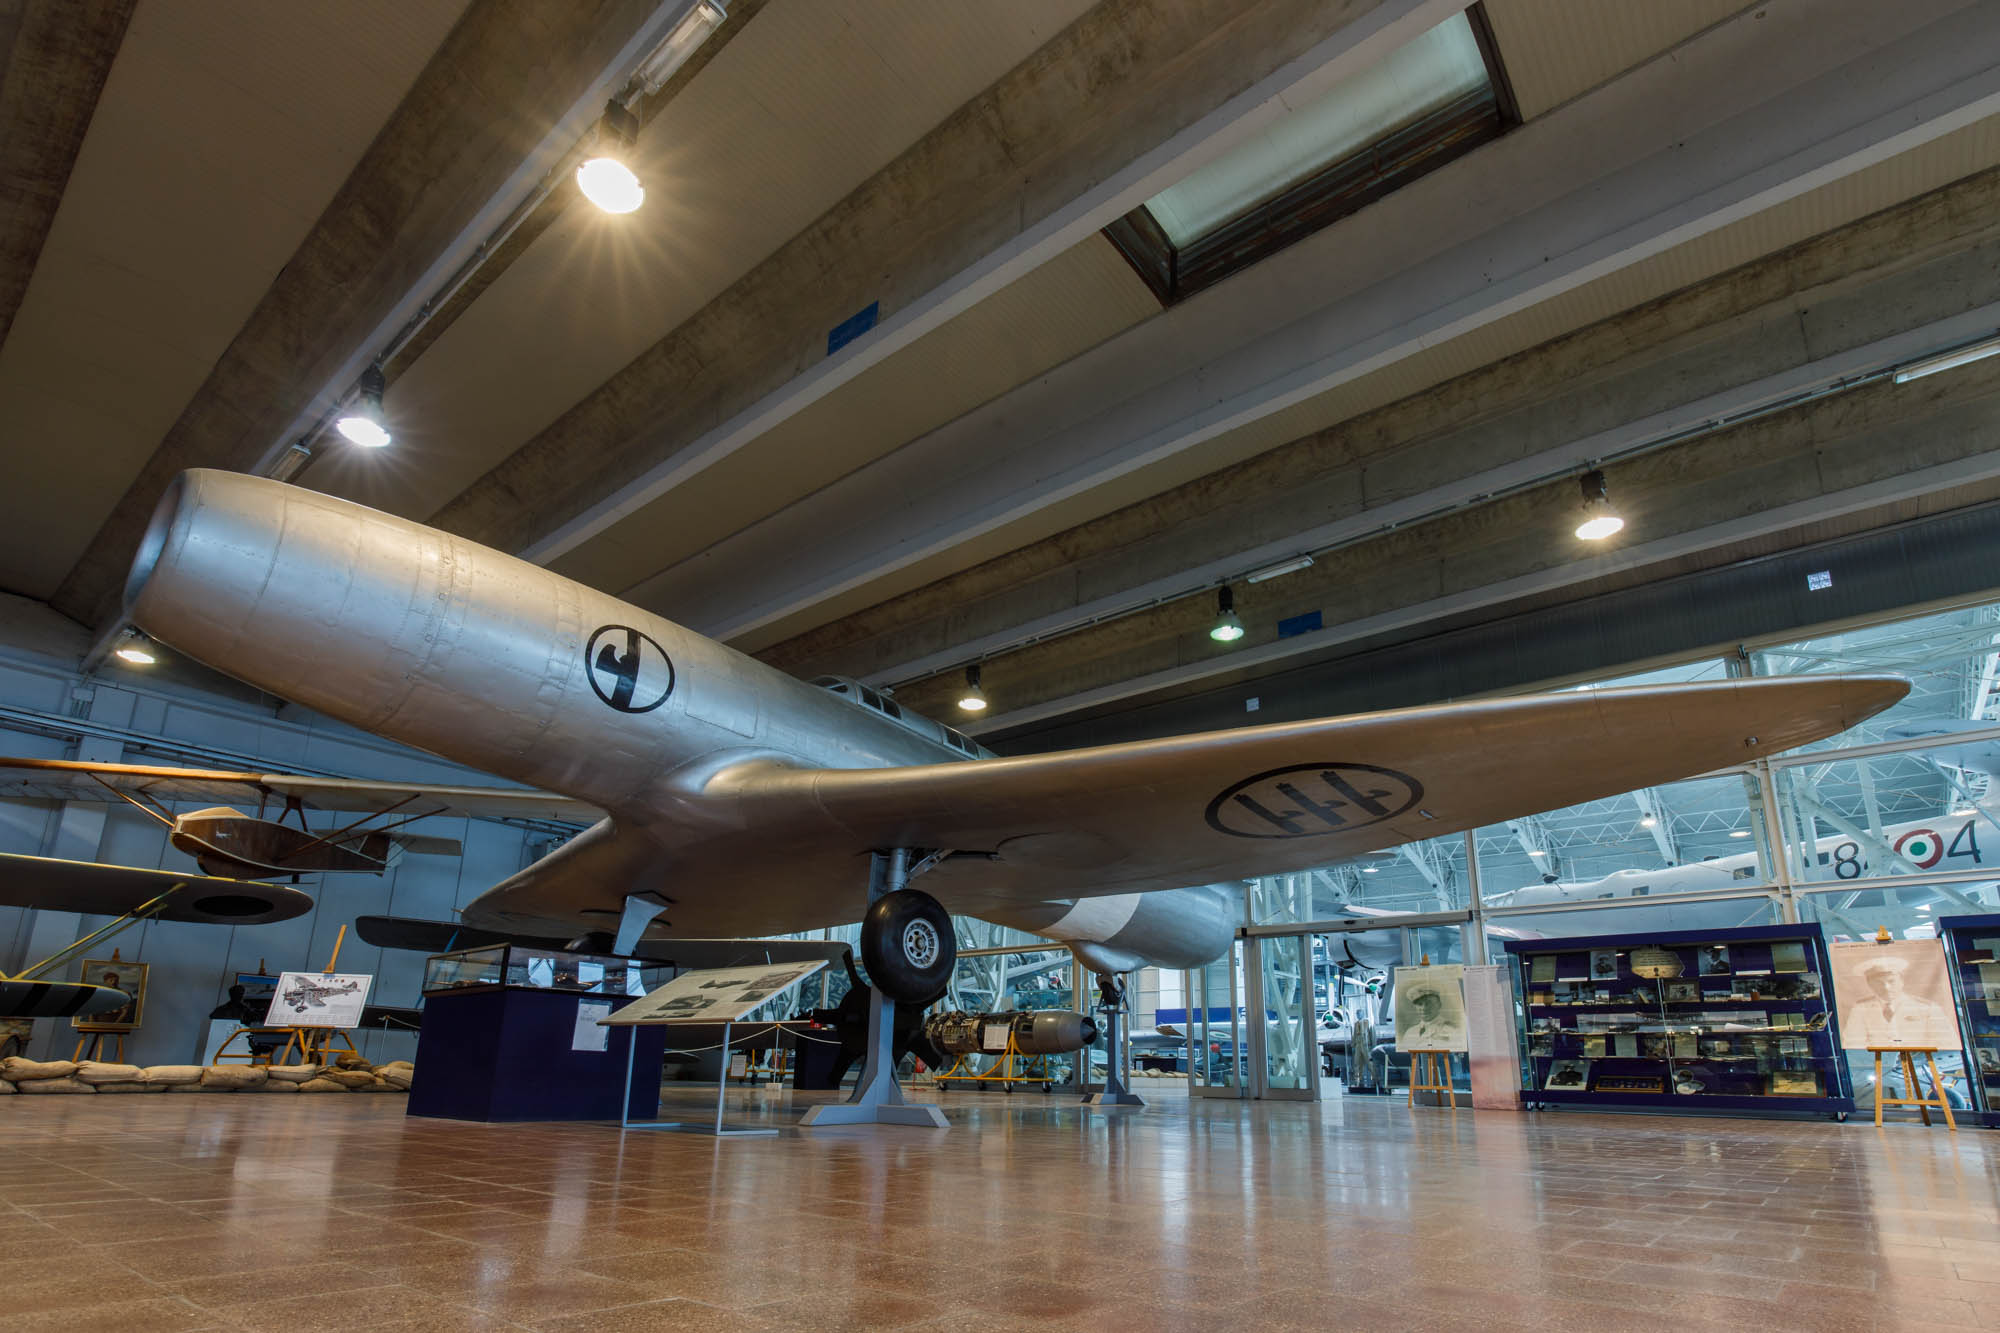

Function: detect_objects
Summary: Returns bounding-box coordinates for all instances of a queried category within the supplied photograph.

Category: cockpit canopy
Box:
[812,676,989,758]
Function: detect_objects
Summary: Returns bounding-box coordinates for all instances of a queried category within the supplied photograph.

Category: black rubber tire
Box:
[860,888,955,1005]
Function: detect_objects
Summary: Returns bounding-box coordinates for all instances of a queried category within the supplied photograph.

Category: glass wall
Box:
[1218,594,2000,1100]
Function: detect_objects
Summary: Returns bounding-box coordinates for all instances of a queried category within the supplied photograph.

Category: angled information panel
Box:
[599,961,827,1026]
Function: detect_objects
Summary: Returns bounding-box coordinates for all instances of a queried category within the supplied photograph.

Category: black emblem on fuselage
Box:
[1206,763,1423,839]
[585,625,675,713]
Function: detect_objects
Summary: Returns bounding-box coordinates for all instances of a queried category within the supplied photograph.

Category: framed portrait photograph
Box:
[1664,981,1699,1003]
[1829,939,1963,1051]
[74,957,147,1031]
[1393,965,1467,1052]
[1590,949,1619,981]
[1697,944,1732,976]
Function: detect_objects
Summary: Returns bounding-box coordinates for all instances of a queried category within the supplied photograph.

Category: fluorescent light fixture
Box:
[1361,865,1379,874]
[1574,469,1624,541]
[956,664,987,712]
[114,639,156,665]
[1246,555,1314,583]
[1729,829,1750,838]
[633,0,727,95]
[334,365,391,448]
[1209,586,1245,642]
[1893,334,2000,384]
[578,102,645,214]
[1915,905,1932,912]
[1639,816,1657,828]
[1526,849,1545,857]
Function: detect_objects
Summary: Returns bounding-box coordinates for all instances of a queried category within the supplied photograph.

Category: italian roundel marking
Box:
[585,625,675,714]
[1206,762,1424,839]
[1893,828,1943,869]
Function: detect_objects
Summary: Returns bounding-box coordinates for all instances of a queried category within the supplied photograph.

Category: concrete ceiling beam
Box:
[430,0,1461,561]
[768,167,2000,689]
[648,0,2000,648]
[913,351,2000,733]
[47,0,693,628]
[0,0,133,356]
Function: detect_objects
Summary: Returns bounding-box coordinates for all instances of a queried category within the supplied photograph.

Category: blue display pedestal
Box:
[408,986,665,1122]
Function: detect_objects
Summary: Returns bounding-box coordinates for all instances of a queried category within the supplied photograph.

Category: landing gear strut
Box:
[799,849,952,1130]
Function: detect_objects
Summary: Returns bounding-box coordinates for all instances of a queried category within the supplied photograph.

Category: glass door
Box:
[1188,942,1244,1098]
[1251,932,1316,1099]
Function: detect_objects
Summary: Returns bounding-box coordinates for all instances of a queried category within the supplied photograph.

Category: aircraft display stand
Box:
[1870,1047,1956,1130]
[799,851,949,1130]
[1407,1050,1457,1107]
[1083,975,1144,1108]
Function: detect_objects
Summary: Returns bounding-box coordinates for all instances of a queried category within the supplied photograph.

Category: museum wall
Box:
[0,594,557,1067]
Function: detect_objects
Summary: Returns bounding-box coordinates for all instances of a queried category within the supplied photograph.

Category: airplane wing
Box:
[463,675,1905,938]
[0,757,597,824]
[0,853,314,923]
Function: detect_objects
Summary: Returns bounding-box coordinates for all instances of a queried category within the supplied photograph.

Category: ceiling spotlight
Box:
[1526,849,1546,858]
[1209,586,1245,643]
[1574,469,1624,541]
[1729,829,1750,838]
[957,664,987,713]
[577,102,644,214]
[1361,865,1379,874]
[1639,816,1657,828]
[334,365,391,448]
[114,634,156,666]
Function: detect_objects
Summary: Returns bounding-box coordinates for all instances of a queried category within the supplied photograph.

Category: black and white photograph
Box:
[1544,1059,1591,1091]
[1829,940,1962,1051]
[1698,944,1732,976]
[1590,949,1619,980]
[1392,964,1466,1052]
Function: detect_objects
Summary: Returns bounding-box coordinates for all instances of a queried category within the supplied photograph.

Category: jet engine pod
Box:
[923,1009,1100,1057]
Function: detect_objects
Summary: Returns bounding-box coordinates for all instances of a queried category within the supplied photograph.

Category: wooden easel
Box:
[1859,925,1956,1130]
[71,946,133,1061]
[1871,1047,1955,1130]
[1408,1050,1456,1106]
[272,925,361,1066]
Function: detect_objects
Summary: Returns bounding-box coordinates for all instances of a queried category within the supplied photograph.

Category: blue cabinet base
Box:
[408,987,666,1122]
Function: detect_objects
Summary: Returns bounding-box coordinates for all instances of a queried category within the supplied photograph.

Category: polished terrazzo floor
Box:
[2,1088,1996,1332]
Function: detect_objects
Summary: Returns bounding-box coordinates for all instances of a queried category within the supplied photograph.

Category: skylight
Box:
[1105,7,1513,304]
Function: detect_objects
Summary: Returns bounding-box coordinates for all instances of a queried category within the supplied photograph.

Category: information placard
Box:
[599,961,827,1026]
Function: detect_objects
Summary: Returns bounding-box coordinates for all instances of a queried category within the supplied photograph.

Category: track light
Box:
[113,632,156,666]
[577,102,644,214]
[1209,586,1245,643]
[957,665,987,713]
[1574,469,1624,541]
[1246,555,1313,583]
[632,0,728,96]
[334,366,391,448]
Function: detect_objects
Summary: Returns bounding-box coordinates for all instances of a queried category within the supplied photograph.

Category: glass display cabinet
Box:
[1504,923,1853,1119]
[421,944,666,997]
[1938,913,2000,1128]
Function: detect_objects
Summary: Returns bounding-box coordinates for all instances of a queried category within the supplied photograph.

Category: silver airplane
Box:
[97,469,1904,1006]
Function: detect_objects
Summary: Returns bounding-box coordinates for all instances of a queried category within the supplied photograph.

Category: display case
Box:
[421,943,665,997]
[1937,913,2000,1129]
[1503,923,1853,1119]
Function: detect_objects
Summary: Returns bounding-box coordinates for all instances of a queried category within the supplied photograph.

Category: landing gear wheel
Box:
[860,888,955,1005]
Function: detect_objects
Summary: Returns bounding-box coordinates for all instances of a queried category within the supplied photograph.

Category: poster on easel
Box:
[1394,964,1467,1052]
[1828,939,1961,1050]
[72,957,147,1032]
[264,972,373,1029]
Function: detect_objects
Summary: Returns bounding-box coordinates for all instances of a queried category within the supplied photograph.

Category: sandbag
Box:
[92,1082,165,1094]
[139,1065,204,1085]
[257,1079,299,1092]
[171,1082,234,1092]
[358,1077,400,1092]
[377,1060,413,1073]
[1,1057,77,1081]
[17,1076,93,1094]
[0,1078,14,1094]
[200,1065,268,1089]
[264,1064,321,1083]
[74,1061,143,1085]
[318,1066,375,1089]
[378,1068,413,1089]
[296,1077,346,1092]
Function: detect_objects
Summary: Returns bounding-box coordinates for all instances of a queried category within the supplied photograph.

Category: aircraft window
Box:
[859,686,884,710]
[880,698,904,719]
[1630,886,1649,896]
